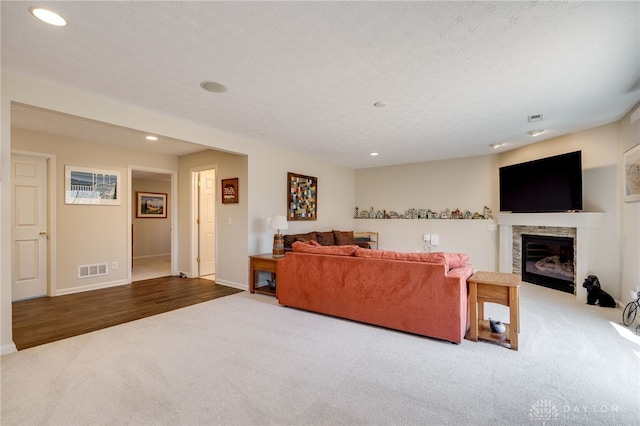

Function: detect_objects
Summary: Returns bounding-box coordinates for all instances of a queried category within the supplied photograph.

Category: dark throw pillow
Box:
[333,230,356,245]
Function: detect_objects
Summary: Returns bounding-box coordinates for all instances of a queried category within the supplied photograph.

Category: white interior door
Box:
[198,169,216,276]
[11,155,48,300]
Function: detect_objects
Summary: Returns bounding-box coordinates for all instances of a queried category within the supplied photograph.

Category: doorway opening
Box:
[130,167,178,282]
[192,167,217,280]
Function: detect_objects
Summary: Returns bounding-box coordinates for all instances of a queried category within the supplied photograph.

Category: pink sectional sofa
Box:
[277,242,474,343]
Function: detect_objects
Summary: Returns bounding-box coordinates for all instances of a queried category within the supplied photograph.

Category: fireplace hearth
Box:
[522,234,575,293]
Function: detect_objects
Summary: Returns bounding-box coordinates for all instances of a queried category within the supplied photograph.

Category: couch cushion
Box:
[283,232,317,249]
[316,231,335,246]
[292,241,359,256]
[355,248,446,265]
[442,252,470,268]
[333,230,357,245]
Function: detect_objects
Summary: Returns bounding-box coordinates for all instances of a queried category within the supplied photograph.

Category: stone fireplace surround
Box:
[495,213,605,301]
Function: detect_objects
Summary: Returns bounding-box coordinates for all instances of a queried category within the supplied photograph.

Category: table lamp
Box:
[269,215,288,258]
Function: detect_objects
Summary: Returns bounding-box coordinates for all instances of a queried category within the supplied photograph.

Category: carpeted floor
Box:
[1,283,639,425]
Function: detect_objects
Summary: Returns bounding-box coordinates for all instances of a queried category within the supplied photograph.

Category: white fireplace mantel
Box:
[494,212,606,299]
[494,212,605,229]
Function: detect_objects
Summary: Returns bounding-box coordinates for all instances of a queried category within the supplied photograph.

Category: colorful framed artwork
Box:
[222,178,239,204]
[288,172,317,221]
[623,143,640,203]
[65,165,120,205]
[136,192,167,218]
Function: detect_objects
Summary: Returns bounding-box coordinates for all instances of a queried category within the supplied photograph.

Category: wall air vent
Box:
[528,114,543,122]
[78,263,108,279]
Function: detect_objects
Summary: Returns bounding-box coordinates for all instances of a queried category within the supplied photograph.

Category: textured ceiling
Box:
[3,1,639,169]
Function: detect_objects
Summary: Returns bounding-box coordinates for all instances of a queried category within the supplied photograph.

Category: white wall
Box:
[618,105,640,305]
[354,155,500,272]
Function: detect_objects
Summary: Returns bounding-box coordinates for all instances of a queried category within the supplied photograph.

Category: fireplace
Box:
[494,212,605,301]
[522,234,575,293]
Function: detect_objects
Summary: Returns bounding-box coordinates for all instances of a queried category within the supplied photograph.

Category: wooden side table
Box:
[249,254,282,297]
[468,271,521,350]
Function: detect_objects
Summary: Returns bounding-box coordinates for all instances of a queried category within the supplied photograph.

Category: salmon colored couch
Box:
[277,242,474,343]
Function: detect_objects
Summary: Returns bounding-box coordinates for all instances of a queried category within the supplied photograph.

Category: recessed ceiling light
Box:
[370,152,379,156]
[145,135,158,141]
[29,7,67,26]
[489,143,504,149]
[373,102,386,108]
[527,130,544,137]
[200,81,228,93]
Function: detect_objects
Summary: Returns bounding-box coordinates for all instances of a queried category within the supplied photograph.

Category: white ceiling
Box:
[3,1,639,169]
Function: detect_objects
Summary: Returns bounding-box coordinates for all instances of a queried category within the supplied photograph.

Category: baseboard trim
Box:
[215,279,248,292]
[55,279,130,296]
[1,342,18,356]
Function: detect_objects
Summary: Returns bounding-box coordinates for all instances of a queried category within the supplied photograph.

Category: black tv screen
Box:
[499,151,583,213]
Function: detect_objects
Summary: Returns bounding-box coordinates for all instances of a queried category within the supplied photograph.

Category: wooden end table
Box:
[468,271,521,350]
[249,253,283,297]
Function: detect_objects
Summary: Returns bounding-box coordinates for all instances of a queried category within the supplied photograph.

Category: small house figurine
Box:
[483,206,492,220]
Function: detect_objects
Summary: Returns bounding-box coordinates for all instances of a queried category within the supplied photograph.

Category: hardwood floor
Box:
[12,276,244,350]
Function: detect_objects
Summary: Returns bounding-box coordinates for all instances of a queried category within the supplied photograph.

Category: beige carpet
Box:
[1,283,638,425]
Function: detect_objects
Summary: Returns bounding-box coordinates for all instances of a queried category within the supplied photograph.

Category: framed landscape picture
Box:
[65,165,120,205]
[288,172,317,221]
[222,178,239,204]
[623,143,640,203]
[136,192,167,218]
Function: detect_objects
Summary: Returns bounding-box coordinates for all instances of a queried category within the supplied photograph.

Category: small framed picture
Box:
[623,143,640,203]
[136,192,167,218]
[65,165,120,205]
[222,178,239,204]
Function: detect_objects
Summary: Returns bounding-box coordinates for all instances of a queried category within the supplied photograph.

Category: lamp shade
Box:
[268,215,288,231]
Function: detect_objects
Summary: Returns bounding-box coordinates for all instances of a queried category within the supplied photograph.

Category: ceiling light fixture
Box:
[145,135,158,141]
[29,6,67,26]
[370,152,379,156]
[489,143,504,149]
[527,130,544,137]
[373,102,386,108]
[200,81,228,93]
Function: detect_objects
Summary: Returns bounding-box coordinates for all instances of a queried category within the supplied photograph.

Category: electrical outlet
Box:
[431,234,440,245]
[111,261,118,270]
[422,233,430,242]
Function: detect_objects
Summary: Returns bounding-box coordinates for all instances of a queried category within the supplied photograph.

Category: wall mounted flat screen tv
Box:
[499,151,583,213]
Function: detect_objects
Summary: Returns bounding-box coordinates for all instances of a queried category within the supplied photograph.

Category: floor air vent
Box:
[78,263,108,279]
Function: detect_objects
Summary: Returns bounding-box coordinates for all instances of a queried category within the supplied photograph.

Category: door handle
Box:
[39,231,48,237]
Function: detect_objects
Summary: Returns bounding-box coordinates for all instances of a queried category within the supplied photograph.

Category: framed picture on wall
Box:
[222,178,239,204]
[287,172,317,221]
[65,165,121,205]
[623,143,640,203]
[136,192,168,218]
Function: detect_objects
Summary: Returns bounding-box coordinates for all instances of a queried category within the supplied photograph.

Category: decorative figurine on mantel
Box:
[369,207,376,218]
[483,206,493,219]
[354,206,359,218]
